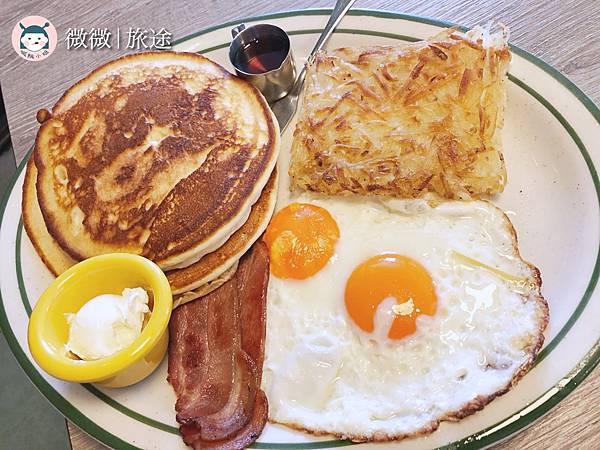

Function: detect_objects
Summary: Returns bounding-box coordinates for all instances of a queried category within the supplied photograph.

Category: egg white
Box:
[261,193,545,439]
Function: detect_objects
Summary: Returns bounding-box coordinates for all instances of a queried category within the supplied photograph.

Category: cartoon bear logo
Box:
[19,22,50,52]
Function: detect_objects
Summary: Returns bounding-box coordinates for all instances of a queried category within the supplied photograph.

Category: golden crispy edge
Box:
[172,261,239,309]
[167,168,278,293]
[22,158,77,277]
[270,202,549,442]
[33,51,279,265]
[22,158,276,301]
[47,51,246,115]
[154,96,280,270]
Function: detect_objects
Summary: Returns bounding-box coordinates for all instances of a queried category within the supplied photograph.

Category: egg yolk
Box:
[345,254,437,339]
[263,203,340,279]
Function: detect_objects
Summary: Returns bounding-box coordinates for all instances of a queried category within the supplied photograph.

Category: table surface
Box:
[1,0,599,449]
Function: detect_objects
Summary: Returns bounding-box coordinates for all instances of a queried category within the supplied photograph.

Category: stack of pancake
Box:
[22,52,279,307]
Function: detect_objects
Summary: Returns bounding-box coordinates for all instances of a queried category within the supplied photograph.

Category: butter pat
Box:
[66,287,150,361]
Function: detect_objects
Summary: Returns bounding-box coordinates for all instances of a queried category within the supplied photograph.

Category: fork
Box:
[270,0,357,132]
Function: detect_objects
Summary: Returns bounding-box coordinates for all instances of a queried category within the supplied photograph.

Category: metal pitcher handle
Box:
[231,23,246,38]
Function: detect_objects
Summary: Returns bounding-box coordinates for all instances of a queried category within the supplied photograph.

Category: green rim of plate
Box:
[0,8,599,450]
[0,160,140,449]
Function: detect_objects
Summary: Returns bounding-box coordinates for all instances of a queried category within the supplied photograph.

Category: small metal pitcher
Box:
[229,23,297,103]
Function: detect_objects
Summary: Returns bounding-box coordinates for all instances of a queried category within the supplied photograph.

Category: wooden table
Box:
[1,0,599,449]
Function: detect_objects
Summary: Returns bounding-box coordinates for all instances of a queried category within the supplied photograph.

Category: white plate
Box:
[1,8,599,450]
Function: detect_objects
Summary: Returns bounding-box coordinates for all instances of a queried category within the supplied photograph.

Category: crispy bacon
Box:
[180,391,268,450]
[168,242,269,449]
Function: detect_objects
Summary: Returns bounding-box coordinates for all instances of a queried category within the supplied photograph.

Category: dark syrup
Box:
[234,39,288,74]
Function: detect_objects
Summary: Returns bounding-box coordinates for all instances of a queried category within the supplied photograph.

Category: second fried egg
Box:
[261,194,547,440]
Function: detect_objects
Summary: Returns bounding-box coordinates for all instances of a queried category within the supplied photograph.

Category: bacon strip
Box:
[168,242,270,449]
[180,391,268,450]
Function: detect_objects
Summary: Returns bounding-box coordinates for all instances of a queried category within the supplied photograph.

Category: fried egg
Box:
[261,194,547,441]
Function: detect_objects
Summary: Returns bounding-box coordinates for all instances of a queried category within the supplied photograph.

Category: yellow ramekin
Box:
[28,253,172,388]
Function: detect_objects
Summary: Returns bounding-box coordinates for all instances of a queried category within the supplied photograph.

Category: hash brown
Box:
[289,27,510,199]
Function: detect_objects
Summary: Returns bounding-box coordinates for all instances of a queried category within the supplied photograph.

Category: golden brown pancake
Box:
[290,27,509,199]
[33,51,279,270]
[22,158,76,276]
[172,262,238,308]
[23,159,277,300]
[167,169,277,295]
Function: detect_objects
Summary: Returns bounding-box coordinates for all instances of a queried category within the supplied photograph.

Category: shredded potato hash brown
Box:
[289,27,511,199]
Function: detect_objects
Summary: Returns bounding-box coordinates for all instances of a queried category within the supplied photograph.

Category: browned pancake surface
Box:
[23,158,276,299]
[168,168,277,293]
[34,52,278,267]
